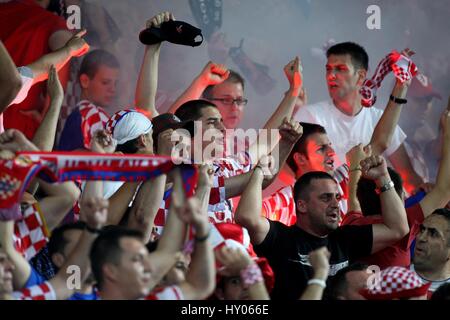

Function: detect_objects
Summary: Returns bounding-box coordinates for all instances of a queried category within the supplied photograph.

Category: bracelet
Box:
[194,228,211,242]
[349,167,362,173]
[240,262,263,288]
[389,95,407,104]
[375,180,395,194]
[307,278,327,288]
[85,225,101,234]
[254,165,263,172]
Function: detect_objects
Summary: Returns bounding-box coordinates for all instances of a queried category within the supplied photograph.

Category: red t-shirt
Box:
[0,0,67,138]
[341,203,424,269]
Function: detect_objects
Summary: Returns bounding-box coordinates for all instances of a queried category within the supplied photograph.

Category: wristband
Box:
[389,95,407,104]
[85,225,101,234]
[194,228,210,242]
[375,180,395,194]
[240,262,263,288]
[254,165,263,172]
[307,278,327,288]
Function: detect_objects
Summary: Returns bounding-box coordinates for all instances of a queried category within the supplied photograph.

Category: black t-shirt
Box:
[254,220,373,300]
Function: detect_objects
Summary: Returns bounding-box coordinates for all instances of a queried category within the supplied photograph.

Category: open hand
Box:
[47,65,63,102]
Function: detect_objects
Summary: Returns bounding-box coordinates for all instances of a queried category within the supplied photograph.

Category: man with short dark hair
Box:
[90,195,216,300]
[0,195,108,300]
[262,122,349,225]
[58,49,120,151]
[235,154,409,300]
[202,69,246,130]
[411,208,450,295]
[341,110,450,270]
[168,56,305,161]
[170,99,303,228]
[167,61,245,130]
[58,9,168,152]
[324,262,369,300]
[294,41,423,193]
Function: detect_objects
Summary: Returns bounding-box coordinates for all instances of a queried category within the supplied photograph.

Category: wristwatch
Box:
[375,180,395,194]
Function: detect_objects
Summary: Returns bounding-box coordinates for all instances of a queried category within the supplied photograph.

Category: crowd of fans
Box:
[0,2,449,301]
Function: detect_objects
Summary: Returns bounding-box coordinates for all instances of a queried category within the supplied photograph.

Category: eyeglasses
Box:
[210,97,248,106]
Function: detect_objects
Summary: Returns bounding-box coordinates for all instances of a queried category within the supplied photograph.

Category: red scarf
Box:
[0,152,198,220]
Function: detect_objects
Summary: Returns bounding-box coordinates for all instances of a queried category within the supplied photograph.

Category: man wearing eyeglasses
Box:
[167,61,247,130]
[202,70,247,130]
[168,59,306,160]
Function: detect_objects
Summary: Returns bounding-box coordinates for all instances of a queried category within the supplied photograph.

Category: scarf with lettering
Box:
[360,50,418,107]
[0,151,197,220]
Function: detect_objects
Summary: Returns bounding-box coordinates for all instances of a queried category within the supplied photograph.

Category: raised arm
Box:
[49,195,108,300]
[361,155,409,254]
[0,129,80,204]
[127,130,176,242]
[419,110,450,217]
[135,12,176,118]
[167,61,230,114]
[176,197,215,300]
[234,165,270,245]
[369,48,414,156]
[345,144,372,212]
[32,65,63,151]
[247,57,305,164]
[36,179,81,231]
[82,130,139,226]
[27,30,89,84]
[0,40,22,112]
[369,79,409,155]
[0,220,31,290]
[223,118,303,199]
[299,247,330,300]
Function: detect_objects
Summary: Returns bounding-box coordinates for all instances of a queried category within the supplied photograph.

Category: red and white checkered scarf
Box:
[360,50,418,107]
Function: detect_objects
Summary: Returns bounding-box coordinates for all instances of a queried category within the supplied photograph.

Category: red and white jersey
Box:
[152,154,252,239]
[145,285,184,300]
[13,203,50,260]
[12,282,56,300]
[78,100,110,149]
[225,134,251,158]
[262,164,349,226]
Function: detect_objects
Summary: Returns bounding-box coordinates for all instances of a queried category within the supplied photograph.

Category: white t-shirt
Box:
[294,100,407,165]
[0,66,34,133]
[80,181,125,199]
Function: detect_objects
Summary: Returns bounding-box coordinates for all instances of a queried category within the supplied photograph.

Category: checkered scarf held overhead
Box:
[360,50,418,107]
